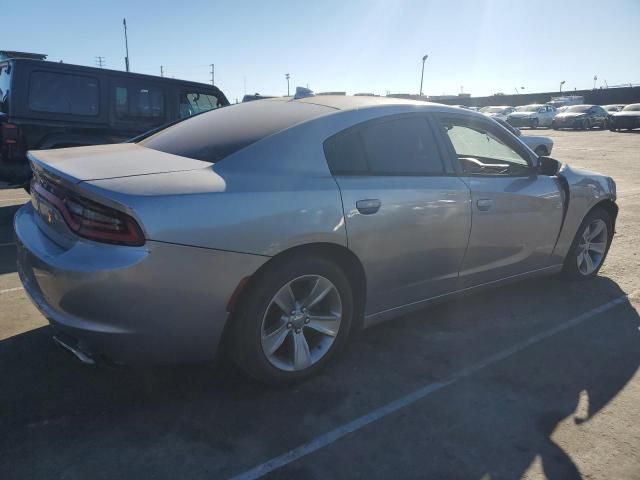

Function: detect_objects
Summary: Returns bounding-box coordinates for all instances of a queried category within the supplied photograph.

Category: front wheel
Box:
[530,118,539,129]
[562,208,613,280]
[230,254,354,385]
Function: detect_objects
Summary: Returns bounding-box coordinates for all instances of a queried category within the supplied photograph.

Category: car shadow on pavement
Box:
[0,276,638,479]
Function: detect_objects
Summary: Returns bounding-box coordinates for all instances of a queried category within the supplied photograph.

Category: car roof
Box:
[261,94,440,111]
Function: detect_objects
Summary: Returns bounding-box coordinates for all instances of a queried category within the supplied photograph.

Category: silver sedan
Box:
[15,95,618,384]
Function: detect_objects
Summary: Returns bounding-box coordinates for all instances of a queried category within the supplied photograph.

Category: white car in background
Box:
[480,106,515,121]
[494,118,554,156]
[507,104,557,129]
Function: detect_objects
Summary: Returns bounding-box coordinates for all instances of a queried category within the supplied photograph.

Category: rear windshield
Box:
[622,104,640,112]
[0,63,10,114]
[140,99,332,163]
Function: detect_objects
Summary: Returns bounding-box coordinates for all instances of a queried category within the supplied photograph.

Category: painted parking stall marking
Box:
[228,290,639,480]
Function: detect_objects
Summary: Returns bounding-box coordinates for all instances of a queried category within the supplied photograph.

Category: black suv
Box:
[0,58,229,186]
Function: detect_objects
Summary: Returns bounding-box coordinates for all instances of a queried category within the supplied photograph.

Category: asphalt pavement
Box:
[1,129,639,479]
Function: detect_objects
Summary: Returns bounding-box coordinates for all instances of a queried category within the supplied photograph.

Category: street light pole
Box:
[419,54,428,97]
[123,18,130,72]
[559,80,566,93]
[285,73,290,96]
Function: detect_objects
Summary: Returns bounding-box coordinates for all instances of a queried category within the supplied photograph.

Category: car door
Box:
[325,114,472,315]
[541,106,554,126]
[432,112,564,289]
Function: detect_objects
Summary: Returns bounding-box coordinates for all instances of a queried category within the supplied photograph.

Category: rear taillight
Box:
[1,123,19,144]
[33,182,145,246]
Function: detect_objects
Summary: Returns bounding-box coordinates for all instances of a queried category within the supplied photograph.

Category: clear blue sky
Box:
[5,0,640,102]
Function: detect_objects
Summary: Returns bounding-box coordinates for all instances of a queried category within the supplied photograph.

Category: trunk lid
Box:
[27,143,212,184]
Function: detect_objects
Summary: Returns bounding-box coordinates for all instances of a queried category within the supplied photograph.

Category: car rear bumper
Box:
[15,202,268,365]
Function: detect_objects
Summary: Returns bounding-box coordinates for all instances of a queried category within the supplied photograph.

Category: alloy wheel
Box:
[576,219,608,275]
[260,275,342,371]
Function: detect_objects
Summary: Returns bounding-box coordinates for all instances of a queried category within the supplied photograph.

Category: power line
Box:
[95,56,106,68]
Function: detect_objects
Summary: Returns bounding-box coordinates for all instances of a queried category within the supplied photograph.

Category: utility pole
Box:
[210,64,215,85]
[160,65,164,77]
[95,56,105,68]
[419,54,428,97]
[593,75,597,89]
[123,18,130,72]
[559,80,566,93]
[285,73,290,96]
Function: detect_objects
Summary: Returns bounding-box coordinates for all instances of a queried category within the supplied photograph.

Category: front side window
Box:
[28,71,99,116]
[439,117,531,176]
[324,116,444,176]
[114,84,164,121]
[179,92,222,118]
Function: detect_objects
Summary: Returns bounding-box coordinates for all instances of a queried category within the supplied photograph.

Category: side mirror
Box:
[537,156,561,176]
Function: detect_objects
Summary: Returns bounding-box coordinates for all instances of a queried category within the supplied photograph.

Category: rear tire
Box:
[562,208,613,281]
[230,254,354,385]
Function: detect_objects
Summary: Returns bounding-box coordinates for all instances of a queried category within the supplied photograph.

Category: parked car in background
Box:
[609,103,640,131]
[493,117,554,156]
[603,104,626,113]
[552,104,610,130]
[480,105,515,121]
[16,95,617,384]
[547,96,584,108]
[507,104,556,129]
[555,106,569,115]
[0,58,229,186]
[242,93,276,102]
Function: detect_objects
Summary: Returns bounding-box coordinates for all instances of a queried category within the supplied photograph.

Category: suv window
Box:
[324,116,444,176]
[179,92,222,118]
[0,63,10,114]
[28,71,99,116]
[114,84,164,121]
[438,117,531,176]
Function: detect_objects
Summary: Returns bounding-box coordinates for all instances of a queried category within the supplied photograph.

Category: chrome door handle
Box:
[356,199,381,215]
[476,199,494,211]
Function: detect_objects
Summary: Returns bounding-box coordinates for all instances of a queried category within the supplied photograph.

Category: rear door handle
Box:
[356,199,381,215]
[476,198,494,211]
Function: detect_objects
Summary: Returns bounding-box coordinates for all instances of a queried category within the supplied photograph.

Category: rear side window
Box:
[28,71,99,116]
[324,116,445,176]
[114,84,164,121]
[0,63,10,114]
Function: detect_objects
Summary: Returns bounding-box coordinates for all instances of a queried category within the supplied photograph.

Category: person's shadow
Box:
[0,276,637,479]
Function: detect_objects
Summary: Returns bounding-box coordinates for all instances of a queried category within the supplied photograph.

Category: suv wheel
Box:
[231,254,354,385]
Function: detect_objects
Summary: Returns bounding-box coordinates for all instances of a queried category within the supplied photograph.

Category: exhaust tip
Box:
[53,335,96,365]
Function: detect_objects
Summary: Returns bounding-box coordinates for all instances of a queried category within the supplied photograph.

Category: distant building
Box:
[0,50,47,61]
[354,93,379,97]
[317,91,346,96]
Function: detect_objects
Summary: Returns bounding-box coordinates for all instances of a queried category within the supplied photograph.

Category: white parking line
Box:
[0,286,23,294]
[0,242,16,248]
[0,197,29,202]
[228,290,638,480]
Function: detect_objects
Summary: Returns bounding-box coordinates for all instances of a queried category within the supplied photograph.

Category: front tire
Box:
[530,118,539,129]
[230,254,354,385]
[562,208,613,281]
